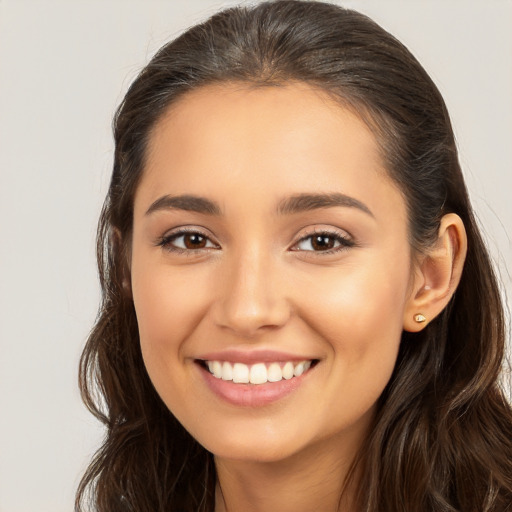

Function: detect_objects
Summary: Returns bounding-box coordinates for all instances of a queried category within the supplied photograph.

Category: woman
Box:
[76,1,512,511]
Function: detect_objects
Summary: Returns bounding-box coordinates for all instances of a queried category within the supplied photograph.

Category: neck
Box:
[214,431,366,512]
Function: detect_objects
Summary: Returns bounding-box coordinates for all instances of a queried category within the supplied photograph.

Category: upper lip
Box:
[196,349,318,364]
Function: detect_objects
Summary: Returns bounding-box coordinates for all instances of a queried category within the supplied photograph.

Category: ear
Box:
[403,213,467,332]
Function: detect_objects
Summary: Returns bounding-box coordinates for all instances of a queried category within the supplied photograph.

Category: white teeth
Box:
[249,363,267,384]
[232,362,249,383]
[212,361,222,379]
[294,362,305,377]
[267,362,283,382]
[205,359,313,384]
[221,361,233,381]
[282,362,294,380]
[294,361,311,376]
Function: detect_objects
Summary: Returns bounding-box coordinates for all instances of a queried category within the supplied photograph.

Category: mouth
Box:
[197,359,318,385]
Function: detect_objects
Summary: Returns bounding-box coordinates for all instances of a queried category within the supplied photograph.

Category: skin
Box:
[129,83,466,512]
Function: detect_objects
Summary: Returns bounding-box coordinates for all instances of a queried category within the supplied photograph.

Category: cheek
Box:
[130,261,214,399]
[132,263,208,345]
[131,265,216,426]
[297,258,409,340]
[295,260,409,408]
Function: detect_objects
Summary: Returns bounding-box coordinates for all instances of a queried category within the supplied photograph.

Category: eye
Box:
[292,230,354,253]
[157,229,219,253]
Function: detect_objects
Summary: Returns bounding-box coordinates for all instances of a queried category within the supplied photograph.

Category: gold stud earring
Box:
[414,314,426,323]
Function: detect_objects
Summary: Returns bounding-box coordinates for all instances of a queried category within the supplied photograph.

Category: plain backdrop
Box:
[0,1,510,511]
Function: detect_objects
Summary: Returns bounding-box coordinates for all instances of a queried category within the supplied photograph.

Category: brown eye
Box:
[311,235,336,251]
[293,231,354,253]
[158,230,218,252]
[183,233,207,249]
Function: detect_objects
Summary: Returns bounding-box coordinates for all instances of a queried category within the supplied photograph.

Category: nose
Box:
[212,247,291,337]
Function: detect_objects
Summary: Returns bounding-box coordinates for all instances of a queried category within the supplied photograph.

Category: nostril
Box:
[213,302,292,337]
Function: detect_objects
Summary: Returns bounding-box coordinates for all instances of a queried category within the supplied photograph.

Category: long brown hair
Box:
[76,2,512,511]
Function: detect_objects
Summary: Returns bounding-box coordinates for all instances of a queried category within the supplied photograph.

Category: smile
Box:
[205,360,313,385]
[195,352,319,406]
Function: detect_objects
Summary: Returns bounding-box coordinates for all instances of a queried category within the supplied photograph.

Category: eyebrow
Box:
[276,193,374,217]
[145,194,221,216]
[145,192,373,218]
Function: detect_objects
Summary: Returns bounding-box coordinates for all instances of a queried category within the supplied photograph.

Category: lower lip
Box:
[197,363,313,407]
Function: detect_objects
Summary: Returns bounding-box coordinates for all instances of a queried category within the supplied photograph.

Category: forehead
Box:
[136,82,404,219]
[147,82,380,169]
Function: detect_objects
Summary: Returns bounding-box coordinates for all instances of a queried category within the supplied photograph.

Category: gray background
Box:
[0,1,510,511]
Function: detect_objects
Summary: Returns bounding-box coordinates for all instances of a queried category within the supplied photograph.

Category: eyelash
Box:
[291,228,355,254]
[156,228,219,255]
[156,228,355,255]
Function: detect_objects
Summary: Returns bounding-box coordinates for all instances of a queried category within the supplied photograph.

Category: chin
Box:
[194,423,313,464]
[211,441,307,464]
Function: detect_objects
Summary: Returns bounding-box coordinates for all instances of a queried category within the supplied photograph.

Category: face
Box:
[130,83,416,463]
